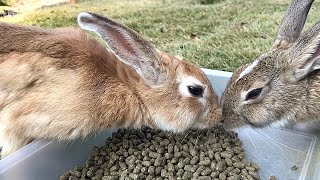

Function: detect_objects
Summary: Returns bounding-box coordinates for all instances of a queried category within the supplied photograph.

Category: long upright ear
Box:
[77,12,166,85]
[272,0,314,49]
[287,23,320,82]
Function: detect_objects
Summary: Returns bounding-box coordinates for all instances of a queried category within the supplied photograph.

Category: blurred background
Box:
[0,0,319,72]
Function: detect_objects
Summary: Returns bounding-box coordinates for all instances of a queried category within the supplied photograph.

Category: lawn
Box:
[0,0,319,72]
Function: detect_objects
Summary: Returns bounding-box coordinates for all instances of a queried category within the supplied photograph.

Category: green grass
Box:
[1,0,320,71]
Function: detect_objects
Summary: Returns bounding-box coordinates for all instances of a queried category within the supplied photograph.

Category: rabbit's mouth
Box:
[191,123,210,130]
[237,113,268,128]
[239,114,256,126]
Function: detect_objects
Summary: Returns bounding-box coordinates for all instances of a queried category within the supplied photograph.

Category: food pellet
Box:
[59,125,260,179]
[291,165,298,171]
[269,175,276,180]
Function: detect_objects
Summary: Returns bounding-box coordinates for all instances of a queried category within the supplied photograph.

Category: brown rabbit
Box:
[221,0,320,129]
[0,12,221,157]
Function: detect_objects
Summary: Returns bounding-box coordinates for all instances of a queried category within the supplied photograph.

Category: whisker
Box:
[168,132,175,141]
[64,138,76,149]
[195,130,203,146]
[65,139,71,146]
[246,132,256,150]
[237,117,250,128]
[253,129,286,158]
[255,129,303,153]
[81,134,89,143]
[252,130,270,145]
[205,128,209,136]
[181,130,192,143]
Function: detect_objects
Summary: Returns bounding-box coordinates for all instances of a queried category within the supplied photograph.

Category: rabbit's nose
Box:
[206,108,222,127]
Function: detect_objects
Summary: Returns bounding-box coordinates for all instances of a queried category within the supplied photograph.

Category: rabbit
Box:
[221,0,320,129]
[0,12,222,157]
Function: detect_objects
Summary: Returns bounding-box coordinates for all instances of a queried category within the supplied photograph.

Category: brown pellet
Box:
[246,166,257,172]
[215,152,222,161]
[269,175,276,180]
[216,161,226,172]
[233,162,245,168]
[155,167,162,175]
[225,158,233,166]
[102,175,118,180]
[190,156,199,165]
[201,168,212,176]
[248,170,260,180]
[59,125,260,179]
[291,165,298,171]
[219,172,227,180]
[184,165,196,173]
[198,176,211,180]
[221,151,233,159]
[199,157,211,166]
[142,161,151,167]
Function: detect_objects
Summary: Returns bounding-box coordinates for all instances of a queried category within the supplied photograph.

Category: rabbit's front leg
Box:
[0,126,32,158]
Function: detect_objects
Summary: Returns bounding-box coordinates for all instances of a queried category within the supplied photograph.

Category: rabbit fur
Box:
[0,12,221,157]
[221,0,320,129]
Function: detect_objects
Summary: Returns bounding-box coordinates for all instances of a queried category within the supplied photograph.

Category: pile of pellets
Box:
[59,125,260,180]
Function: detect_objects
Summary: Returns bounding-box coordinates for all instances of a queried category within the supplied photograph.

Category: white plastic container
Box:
[0,68,319,180]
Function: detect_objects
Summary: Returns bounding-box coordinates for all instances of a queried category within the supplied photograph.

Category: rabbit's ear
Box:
[272,0,314,49]
[288,28,320,82]
[77,12,166,85]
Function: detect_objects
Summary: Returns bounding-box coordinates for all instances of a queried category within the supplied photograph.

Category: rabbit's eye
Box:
[245,88,262,101]
[188,85,204,97]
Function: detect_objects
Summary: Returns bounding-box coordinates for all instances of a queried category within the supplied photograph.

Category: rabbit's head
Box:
[221,0,320,129]
[77,12,221,132]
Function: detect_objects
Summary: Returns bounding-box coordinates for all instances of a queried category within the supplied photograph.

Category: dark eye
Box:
[245,88,262,101]
[188,85,204,97]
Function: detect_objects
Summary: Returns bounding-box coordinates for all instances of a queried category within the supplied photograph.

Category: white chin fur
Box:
[191,123,209,130]
[270,116,289,128]
[152,114,194,133]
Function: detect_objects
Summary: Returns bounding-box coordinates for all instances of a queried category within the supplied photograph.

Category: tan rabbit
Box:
[221,0,320,129]
[0,12,221,157]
